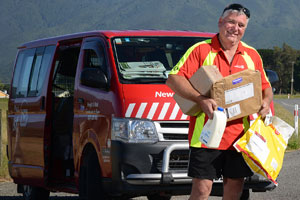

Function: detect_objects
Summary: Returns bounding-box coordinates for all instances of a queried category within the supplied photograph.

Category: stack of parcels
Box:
[234,116,294,185]
[173,65,262,121]
[119,61,166,79]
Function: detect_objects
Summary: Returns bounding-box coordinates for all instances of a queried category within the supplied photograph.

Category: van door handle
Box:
[77,98,84,104]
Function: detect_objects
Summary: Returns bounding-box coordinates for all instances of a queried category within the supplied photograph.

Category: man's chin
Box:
[226,36,239,44]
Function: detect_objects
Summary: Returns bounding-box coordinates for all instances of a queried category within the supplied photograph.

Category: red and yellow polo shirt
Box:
[170,34,271,150]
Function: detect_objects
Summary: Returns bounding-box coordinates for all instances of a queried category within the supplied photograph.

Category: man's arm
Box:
[166,74,217,119]
[258,87,273,118]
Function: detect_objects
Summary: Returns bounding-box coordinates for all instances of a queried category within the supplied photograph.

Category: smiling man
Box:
[166,3,273,200]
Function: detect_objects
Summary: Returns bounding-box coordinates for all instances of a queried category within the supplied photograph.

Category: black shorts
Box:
[188,147,253,180]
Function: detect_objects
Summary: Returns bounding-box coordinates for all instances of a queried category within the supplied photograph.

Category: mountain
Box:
[1,0,300,83]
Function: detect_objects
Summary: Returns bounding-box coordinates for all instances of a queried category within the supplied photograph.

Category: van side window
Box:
[11,48,35,98]
[36,46,56,95]
[85,49,103,69]
[11,46,55,98]
[83,43,107,76]
[28,47,45,96]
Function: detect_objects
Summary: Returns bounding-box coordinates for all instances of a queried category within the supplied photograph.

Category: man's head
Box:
[218,3,250,47]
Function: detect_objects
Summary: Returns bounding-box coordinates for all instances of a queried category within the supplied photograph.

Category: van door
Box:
[8,46,56,183]
[73,37,114,178]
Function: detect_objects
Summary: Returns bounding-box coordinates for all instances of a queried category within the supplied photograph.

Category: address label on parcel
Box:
[225,83,254,104]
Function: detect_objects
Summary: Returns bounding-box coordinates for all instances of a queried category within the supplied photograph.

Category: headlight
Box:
[112,117,158,143]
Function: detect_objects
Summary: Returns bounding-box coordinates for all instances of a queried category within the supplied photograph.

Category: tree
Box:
[294,54,300,93]
[0,80,9,93]
[257,49,275,69]
[272,43,298,94]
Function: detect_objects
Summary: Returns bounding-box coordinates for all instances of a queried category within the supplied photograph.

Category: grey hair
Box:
[221,9,250,21]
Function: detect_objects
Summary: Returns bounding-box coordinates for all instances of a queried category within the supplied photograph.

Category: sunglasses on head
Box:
[223,4,250,18]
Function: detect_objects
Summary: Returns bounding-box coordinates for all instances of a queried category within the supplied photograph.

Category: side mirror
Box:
[80,68,108,90]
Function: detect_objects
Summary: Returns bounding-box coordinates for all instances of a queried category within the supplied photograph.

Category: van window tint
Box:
[37,46,56,95]
[11,45,55,98]
[28,47,44,96]
[11,51,26,98]
[84,45,107,75]
[12,48,35,98]
[85,49,103,69]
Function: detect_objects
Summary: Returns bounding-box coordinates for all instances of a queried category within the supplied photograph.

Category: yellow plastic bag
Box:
[234,116,293,185]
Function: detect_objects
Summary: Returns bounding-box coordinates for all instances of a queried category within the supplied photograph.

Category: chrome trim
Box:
[154,121,189,141]
[126,143,190,185]
[162,143,189,173]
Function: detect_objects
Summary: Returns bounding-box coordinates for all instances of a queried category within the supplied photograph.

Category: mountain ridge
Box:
[1,0,299,83]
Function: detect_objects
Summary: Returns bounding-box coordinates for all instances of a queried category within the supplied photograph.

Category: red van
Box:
[7,30,275,200]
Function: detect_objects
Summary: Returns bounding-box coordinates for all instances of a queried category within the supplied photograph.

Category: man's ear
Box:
[218,17,222,28]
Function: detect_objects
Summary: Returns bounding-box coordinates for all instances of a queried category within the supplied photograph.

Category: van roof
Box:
[19,30,215,49]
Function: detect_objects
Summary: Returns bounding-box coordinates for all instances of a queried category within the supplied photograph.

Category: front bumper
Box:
[109,141,276,196]
[125,142,190,185]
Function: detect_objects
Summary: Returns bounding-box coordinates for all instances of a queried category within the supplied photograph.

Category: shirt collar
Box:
[211,34,245,55]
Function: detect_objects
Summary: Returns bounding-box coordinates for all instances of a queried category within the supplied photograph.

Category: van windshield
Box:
[112,36,209,83]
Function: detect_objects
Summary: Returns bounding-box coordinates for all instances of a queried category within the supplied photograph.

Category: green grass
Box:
[274,94,300,99]
[0,98,9,180]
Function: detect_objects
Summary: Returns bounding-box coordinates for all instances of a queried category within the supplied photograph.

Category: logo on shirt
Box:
[234,65,245,69]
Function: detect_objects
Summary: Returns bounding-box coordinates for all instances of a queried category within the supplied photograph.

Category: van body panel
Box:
[122,84,186,121]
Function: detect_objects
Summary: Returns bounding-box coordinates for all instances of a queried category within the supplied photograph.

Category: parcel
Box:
[173,66,262,121]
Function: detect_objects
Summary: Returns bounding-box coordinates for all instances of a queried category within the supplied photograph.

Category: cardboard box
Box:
[173,93,201,116]
[173,65,222,116]
[173,67,262,121]
[189,65,223,96]
[211,69,262,121]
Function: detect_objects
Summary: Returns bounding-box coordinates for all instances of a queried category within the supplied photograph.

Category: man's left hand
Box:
[258,100,270,118]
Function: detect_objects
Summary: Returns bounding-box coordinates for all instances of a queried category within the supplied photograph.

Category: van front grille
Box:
[155,121,189,141]
[163,133,188,140]
[152,150,189,173]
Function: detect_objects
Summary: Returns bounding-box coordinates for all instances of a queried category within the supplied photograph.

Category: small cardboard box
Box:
[189,65,223,96]
[173,93,201,116]
[173,65,222,116]
[173,67,262,121]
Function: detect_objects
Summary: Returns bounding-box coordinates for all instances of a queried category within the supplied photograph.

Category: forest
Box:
[258,44,300,94]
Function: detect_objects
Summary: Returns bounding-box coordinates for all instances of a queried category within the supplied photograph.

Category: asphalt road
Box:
[274,98,300,114]
[1,150,300,200]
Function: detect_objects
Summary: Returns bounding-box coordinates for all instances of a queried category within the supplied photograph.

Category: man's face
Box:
[218,12,248,45]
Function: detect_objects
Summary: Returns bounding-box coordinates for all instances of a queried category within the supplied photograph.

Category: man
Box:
[166,3,273,200]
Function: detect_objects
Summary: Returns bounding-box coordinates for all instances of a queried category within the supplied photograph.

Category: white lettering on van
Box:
[155,91,174,98]
[87,102,99,108]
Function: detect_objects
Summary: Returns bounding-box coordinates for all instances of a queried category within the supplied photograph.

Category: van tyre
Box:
[79,148,108,200]
[23,185,50,200]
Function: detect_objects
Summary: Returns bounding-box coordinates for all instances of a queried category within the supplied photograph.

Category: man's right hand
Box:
[194,95,218,119]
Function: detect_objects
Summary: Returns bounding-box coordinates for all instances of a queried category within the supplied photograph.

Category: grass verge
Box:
[274,102,300,150]
[0,98,9,180]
